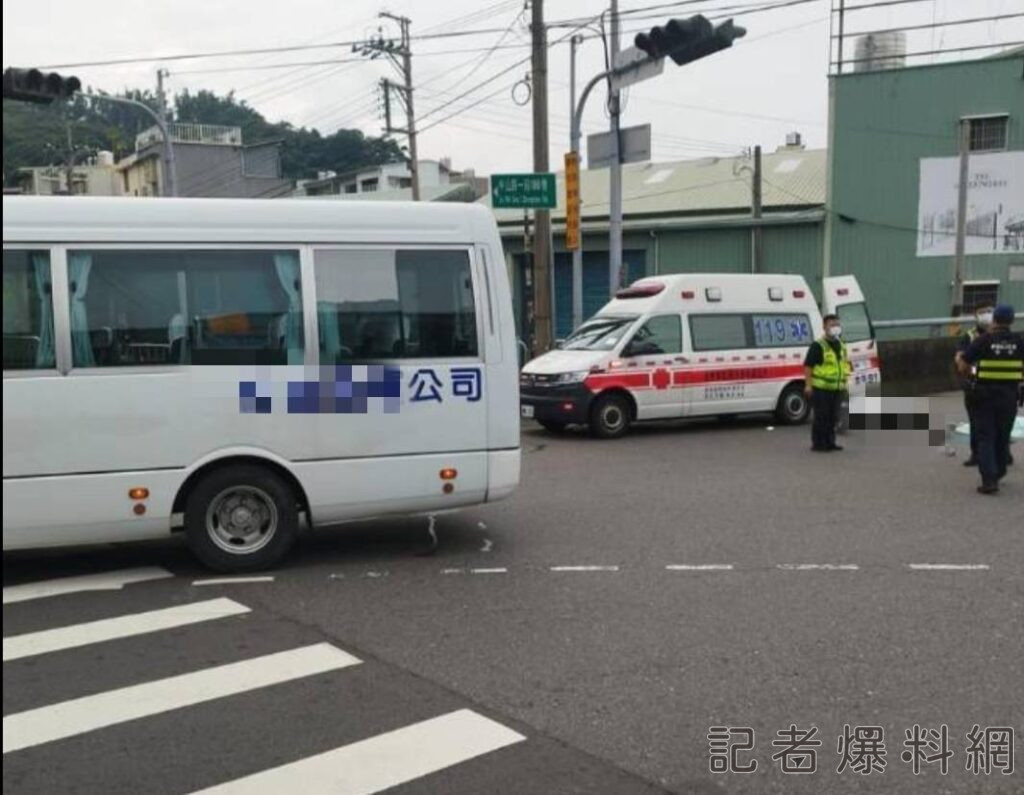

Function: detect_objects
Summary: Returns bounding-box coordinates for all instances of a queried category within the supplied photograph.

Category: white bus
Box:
[2,197,520,570]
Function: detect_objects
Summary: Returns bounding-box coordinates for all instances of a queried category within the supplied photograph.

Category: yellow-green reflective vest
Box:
[977,358,1023,382]
[811,337,851,391]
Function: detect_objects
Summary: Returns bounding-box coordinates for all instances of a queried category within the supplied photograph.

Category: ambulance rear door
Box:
[823,275,880,391]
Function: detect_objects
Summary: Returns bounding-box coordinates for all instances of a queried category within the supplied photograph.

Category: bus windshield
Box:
[561,315,638,351]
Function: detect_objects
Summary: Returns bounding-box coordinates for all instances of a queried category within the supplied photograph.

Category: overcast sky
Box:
[4,0,1022,175]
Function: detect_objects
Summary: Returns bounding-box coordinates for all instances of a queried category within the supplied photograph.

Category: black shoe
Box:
[977,483,999,495]
[963,457,978,467]
[828,445,844,451]
[811,446,829,452]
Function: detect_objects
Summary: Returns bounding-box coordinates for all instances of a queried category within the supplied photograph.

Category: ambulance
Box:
[519,273,879,438]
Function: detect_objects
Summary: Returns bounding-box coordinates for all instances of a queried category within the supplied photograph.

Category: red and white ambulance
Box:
[519,273,880,438]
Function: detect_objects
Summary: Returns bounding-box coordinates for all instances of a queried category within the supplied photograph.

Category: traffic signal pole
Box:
[608,0,624,299]
[83,93,178,197]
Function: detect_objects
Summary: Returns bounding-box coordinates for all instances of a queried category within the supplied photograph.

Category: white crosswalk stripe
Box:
[3,576,529,791]
[191,709,525,795]
[3,642,361,753]
[3,567,173,605]
[3,598,250,662]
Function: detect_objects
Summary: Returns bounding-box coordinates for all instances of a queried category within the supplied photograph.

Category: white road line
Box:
[192,576,275,586]
[2,642,360,754]
[907,563,991,571]
[441,568,465,575]
[2,567,173,605]
[480,538,494,553]
[777,564,860,571]
[3,598,250,662]
[666,564,735,571]
[190,708,525,795]
[549,565,620,572]
[470,567,507,574]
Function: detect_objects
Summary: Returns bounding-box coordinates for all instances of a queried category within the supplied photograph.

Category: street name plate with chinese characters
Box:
[491,173,557,209]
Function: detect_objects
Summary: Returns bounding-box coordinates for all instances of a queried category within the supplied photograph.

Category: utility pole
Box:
[608,0,624,297]
[751,144,763,273]
[836,0,846,74]
[530,0,553,353]
[952,118,970,314]
[569,34,584,331]
[375,13,420,200]
[156,67,170,122]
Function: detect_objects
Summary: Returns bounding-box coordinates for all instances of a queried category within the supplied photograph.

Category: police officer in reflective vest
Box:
[955,305,993,467]
[804,314,851,452]
[956,304,1023,494]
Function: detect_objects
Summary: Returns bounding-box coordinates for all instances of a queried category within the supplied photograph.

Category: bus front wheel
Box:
[184,465,298,572]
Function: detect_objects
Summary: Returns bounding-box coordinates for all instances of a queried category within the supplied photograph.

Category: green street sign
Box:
[490,172,557,209]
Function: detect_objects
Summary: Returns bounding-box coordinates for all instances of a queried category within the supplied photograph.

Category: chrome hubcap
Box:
[603,405,624,430]
[206,486,278,555]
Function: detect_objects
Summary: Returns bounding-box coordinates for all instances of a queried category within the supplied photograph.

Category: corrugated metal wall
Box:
[827,53,1024,325]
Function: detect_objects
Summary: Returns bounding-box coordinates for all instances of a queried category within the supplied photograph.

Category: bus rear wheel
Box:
[184,464,298,572]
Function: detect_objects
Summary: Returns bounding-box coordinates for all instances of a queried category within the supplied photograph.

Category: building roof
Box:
[483,148,825,225]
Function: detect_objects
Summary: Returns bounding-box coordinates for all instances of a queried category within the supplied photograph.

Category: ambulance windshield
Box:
[562,315,638,351]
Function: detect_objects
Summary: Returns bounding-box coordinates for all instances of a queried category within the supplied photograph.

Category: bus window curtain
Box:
[317,301,342,363]
[68,252,95,367]
[273,252,303,365]
[31,253,56,368]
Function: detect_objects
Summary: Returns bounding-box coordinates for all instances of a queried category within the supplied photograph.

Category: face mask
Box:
[827,325,842,339]
[977,312,993,328]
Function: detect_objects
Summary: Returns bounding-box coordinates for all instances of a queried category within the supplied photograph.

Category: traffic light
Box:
[634,14,746,66]
[2,68,81,104]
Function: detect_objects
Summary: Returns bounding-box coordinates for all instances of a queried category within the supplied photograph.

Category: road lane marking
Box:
[441,568,465,575]
[666,564,735,571]
[2,642,360,754]
[2,567,173,605]
[480,538,494,552]
[192,576,275,586]
[470,567,507,574]
[777,564,860,571]
[549,565,620,572]
[189,709,525,795]
[907,563,990,571]
[2,598,250,662]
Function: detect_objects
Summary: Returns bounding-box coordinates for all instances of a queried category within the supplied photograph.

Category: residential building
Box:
[293,158,486,201]
[15,151,122,196]
[118,122,293,198]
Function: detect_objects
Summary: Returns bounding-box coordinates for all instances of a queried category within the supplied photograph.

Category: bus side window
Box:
[65,249,303,368]
[3,249,56,371]
[313,248,478,363]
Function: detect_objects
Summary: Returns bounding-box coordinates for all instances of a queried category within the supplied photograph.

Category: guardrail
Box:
[873,312,1024,329]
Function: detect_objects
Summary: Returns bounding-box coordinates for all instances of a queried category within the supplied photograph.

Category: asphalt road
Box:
[4,392,1022,794]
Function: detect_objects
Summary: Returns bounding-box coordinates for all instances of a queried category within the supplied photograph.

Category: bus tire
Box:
[589,392,631,439]
[538,419,567,433]
[184,464,298,572]
[776,383,810,425]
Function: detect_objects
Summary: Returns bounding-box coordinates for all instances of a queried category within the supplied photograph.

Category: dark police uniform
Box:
[960,328,1024,490]
[957,326,984,462]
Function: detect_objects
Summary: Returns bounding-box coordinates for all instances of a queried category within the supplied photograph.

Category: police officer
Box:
[955,305,992,466]
[955,304,1023,494]
[804,314,851,452]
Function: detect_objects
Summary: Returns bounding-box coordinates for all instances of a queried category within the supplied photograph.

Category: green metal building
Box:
[486,145,826,341]
[825,50,1024,324]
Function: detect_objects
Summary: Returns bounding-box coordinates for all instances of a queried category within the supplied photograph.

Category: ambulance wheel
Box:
[589,393,631,439]
[776,384,810,425]
[184,465,298,572]
[538,420,568,433]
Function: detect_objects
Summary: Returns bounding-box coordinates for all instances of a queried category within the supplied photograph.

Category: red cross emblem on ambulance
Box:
[652,368,671,390]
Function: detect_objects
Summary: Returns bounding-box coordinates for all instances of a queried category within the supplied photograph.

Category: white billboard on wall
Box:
[916,150,1024,257]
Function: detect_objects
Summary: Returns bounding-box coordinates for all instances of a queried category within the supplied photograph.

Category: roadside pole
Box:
[608,0,623,297]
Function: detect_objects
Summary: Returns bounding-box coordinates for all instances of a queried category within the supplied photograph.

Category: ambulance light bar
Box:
[616,283,665,298]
